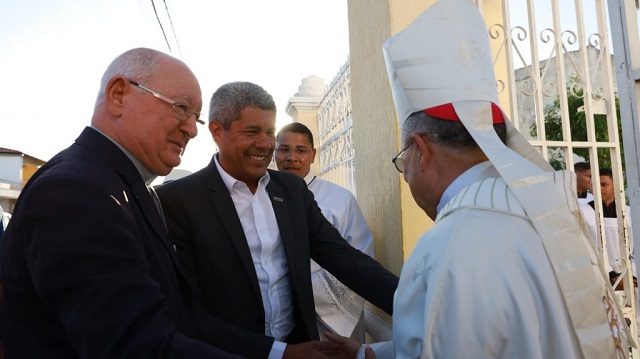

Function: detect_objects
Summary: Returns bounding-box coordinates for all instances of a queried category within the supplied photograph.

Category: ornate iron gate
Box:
[488,0,639,352]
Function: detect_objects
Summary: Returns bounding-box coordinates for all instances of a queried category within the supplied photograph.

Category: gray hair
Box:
[209,81,276,129]
[401,110,507,149]
[93,48,163,111]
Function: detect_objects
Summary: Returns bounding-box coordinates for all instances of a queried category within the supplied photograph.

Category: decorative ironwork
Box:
[490,1,636,353]
[317,61,356,194]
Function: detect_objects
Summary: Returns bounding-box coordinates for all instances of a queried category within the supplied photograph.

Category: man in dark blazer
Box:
[157,81,399,359]
[0,48,257,358]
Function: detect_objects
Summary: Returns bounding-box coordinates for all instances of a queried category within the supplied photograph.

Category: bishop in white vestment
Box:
[326,0,632,358]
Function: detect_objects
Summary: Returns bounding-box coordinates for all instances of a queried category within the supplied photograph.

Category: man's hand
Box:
[283,341,341,359]
[364,346,376,359]
[324,332,362,358]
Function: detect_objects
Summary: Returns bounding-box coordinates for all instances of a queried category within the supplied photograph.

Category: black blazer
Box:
[0,128,246,358]
[157,156,399,358]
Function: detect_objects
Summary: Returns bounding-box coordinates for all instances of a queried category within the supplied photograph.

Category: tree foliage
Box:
[529,83,622,171]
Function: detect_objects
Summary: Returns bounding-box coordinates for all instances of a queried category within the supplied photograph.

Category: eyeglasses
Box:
[129,80,205,125]
[392,142,413,173]
[275,146,312,157]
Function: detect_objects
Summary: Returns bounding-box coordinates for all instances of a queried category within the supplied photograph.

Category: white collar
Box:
[214,154,270,193]
[303,171,316,186]
[436,161,493,214]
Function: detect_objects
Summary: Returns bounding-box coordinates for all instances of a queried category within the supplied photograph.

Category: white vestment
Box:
[578,192,594,205]
[579,202,636,275]
[305,174,374,340]
[365,164,624,359]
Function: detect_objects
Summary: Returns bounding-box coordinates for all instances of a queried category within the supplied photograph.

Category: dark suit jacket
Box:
[0,127,249,358]
[156,156,399,358]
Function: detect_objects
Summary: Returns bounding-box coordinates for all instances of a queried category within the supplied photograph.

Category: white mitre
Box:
[383,0,633,357]
[382,0,497,124]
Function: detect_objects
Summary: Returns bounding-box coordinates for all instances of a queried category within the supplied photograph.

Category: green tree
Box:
[529,83,622,171]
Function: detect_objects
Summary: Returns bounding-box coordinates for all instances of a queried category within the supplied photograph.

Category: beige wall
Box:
[389,0,437,260]
[347,0,401,278]
[388,0,432,32]
[479,3,511,119]
[22,164,38,188]
[347,0,435,277]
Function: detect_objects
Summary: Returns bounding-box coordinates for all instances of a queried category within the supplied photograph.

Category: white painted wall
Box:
[0,154,22,188]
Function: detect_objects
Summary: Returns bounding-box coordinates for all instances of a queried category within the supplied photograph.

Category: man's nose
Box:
[255,134,274,149]
[180,118,198,139]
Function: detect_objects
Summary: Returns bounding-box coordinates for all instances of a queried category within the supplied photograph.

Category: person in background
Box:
[275,122,374,342]
[326,0,629,357]
[580,168,636,289]
[575,161,594,204]
[156,81,398,359]
[0,47,254,358]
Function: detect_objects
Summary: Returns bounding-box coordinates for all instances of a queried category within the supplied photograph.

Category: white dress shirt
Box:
[215,156,292,359]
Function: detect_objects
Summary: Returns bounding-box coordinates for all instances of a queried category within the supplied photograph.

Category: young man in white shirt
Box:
[275,122,374,342]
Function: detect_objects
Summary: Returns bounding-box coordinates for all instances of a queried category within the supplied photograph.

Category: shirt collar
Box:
[90,126,157,185]
[302,170,316,186]
[437,161,494,214]
[214,153,270,192]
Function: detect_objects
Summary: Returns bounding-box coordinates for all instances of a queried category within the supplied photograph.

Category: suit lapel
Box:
[266,175,300,288]
[207,162,262,301]
[130,181,170,239]
[75,127,183,271]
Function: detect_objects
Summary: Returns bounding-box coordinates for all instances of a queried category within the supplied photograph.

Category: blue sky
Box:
[0,0,349,175]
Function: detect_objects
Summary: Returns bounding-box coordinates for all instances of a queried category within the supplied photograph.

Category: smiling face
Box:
[274,131,316,178]
[115,56,202,175]
[211,106,276,191]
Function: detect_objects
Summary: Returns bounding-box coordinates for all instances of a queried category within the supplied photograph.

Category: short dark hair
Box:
[574,162,590,172]
[401,110,507,149]
[599,168,613,179]
[209,81,276,130]
[277,122,314,148]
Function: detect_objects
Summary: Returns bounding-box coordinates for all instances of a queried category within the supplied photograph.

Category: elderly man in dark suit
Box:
[156,81,399,359]
[0,48,253,358]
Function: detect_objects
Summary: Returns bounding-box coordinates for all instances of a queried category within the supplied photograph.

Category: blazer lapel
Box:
[207,162,262,301]
[266,176,301,288]
[75,127,183,270]
[130,181,169,239]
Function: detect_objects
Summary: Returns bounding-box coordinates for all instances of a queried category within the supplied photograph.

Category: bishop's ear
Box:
[413,133,436,172]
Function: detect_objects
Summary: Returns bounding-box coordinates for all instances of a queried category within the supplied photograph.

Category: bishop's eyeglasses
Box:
[392,142,413,173]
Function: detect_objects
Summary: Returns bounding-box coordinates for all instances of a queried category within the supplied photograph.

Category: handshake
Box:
[284,332,376,359]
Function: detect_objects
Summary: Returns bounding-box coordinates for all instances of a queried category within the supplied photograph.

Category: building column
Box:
[347,0,436,280]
